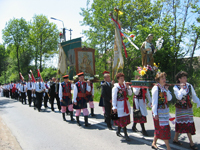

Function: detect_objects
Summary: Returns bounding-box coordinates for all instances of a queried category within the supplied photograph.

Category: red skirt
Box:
[134,116,147,123]
[114,115,130,127]
[175,122,196,135]
[153,118,171,140]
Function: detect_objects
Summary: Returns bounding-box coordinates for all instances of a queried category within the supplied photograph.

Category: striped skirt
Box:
[175,107,196,135]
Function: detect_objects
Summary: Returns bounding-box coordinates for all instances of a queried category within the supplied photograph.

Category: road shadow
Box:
[88,113,104,120]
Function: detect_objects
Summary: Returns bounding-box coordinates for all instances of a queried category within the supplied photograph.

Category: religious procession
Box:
[1,3,200,150]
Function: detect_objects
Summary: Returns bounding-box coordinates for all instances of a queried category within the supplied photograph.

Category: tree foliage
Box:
[80,0,200,83]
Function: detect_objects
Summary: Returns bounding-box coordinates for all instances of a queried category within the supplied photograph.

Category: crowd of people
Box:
[0,71,200,150]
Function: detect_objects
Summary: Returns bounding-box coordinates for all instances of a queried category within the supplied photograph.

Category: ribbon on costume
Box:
[142,89,147,103]
[119,83,129,114]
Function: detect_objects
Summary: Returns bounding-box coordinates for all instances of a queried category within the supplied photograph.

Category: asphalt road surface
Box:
[0,97,200,150]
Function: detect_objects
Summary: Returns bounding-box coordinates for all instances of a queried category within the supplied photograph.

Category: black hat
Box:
[57,78,60,80]
[45,79,48,81]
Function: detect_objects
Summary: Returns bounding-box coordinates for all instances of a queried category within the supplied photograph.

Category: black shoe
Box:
[84,116,91,127]
[29,105,31,107]
[132,126,139,132]
[34,107,36,110]
[90,108,95,117]
[116,132,123,137]
[108,127,113,130]
[123,127,130,141]
[76,116,81,126]
[151,145,159,150]
[116,127,122,137]
[62,113,67,121]
[70,111,75,121]
[38,109,41,112]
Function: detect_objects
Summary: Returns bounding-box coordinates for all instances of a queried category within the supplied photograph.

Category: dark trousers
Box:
[33,97,36,107]
[6,90,9,97]
[15,91,18,100]
[44,92,49,108]
[10,89,12,98]
[21,92,26,104]
[36,92,43,111]
[105,102,112,127]
[27,90,32,106]
[50,93,61,111]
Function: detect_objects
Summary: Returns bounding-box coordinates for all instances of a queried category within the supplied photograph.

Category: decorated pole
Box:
[19,72,24,82]
[37,69,43,82]
[30,70,36,82]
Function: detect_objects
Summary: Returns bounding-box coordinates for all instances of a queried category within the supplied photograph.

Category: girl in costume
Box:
[173,71,200,150]
[132,87,152,136]
[151,72,172,150]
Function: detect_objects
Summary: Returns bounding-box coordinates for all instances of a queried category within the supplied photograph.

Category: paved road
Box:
[0,97,200,150]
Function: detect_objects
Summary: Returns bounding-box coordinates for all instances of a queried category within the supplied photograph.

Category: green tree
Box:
[2,18,30,78]
[29,14,59,71]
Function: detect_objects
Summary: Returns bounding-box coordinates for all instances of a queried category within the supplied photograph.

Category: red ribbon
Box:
[163,92,167,104]
[142,89,147,103]
[187,95,190,105]
[111,17,128,58]
[119,83,129,114]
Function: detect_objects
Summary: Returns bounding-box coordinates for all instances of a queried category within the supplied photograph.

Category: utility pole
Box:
[69,28,73,40]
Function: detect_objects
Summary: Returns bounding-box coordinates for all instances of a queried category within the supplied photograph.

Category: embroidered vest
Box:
[62,82,72,99]
[117,87,128,101]
[75,81,86,93]
[157,86,168,109]
[175,85,192,109]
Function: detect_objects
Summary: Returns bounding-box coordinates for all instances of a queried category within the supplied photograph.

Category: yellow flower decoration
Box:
[154,63,156,66]
[140,70,146,76]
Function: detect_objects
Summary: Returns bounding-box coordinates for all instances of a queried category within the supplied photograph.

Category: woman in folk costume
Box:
[173,71,200,150]
[151,72,172,150]
[132,87,152,136]
[112,73,132,141]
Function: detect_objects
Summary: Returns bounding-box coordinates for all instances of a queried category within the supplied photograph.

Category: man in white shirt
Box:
[19,82,27,104]
[34,77,45,112]
[44,79,50,109]
[6,83,9,98]
[9,81,14,98]
[27,78,34,107]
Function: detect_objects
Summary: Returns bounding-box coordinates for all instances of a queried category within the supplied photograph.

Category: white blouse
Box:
[112,82,132,117]
[173,83,200,108]
[133,88,152,116]
[151,85,172,117]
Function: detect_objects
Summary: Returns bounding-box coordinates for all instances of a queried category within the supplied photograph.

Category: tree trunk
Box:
[173,0,177,82]
[189,33,199,78]
[16,46,20,79]
[40,34,43,72]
